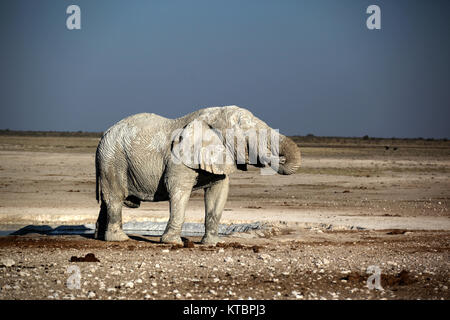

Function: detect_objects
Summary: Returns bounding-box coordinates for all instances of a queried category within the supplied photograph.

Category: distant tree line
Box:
[0,129,103,138]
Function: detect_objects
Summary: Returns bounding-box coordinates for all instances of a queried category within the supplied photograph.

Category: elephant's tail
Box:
[95,148,100,203]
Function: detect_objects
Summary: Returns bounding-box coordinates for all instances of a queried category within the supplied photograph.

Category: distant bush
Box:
[362,135,369,140]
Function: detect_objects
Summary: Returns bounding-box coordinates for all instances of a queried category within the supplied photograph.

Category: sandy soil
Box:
[0,134,449,300]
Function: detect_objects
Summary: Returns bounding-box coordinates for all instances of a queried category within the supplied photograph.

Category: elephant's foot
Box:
[201,234,223,246]
[161,232,183,245]
[102,229,130,242]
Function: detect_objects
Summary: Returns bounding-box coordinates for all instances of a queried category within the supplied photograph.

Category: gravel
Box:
[0,229,449,300]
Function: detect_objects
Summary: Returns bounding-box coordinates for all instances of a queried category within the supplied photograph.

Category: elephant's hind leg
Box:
[95,198,129,241]
[202,176,229,245]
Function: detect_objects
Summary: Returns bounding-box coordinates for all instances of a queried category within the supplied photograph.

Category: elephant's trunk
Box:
[277,135,301,175]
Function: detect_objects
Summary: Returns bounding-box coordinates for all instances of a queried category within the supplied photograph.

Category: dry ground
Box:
[0,133,449,300]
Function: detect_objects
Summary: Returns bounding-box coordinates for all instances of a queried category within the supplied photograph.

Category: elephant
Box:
[94,105,301,244]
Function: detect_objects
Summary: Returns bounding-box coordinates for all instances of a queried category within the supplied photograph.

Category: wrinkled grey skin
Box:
[94,106,301,244]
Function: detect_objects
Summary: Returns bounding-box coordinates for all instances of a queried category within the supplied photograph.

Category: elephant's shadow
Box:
[9,225,201,245]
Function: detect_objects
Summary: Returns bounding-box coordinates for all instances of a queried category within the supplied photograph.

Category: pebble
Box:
[0,258,15,267]
[291,291,303,299]
[125,281,134,289]
[258,254,271,261]
[224,257,233,263]
[87,291,96,299]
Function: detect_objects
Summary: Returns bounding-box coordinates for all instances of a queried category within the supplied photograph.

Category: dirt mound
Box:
[69,253,100,262]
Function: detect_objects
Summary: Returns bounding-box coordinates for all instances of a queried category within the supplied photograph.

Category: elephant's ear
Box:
[170,119,237,175]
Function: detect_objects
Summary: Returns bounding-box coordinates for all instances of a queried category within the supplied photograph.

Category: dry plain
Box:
[0,132,449,300]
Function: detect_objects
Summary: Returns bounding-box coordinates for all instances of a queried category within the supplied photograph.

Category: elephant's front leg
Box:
[161,188,191,245]
[202,176,229,245]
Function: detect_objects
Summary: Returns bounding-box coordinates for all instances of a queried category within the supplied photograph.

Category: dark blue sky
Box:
[1,0,449,138]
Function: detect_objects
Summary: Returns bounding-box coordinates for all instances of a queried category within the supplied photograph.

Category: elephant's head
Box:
[171,106,301,175]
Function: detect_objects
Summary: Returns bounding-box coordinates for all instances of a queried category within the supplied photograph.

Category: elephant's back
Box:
[115,113,169,129]
[97,113,171,161]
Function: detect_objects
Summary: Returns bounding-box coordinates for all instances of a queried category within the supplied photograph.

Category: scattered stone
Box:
[291,291,303,299]
[0,258,15,267]
[258,254,271,261]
